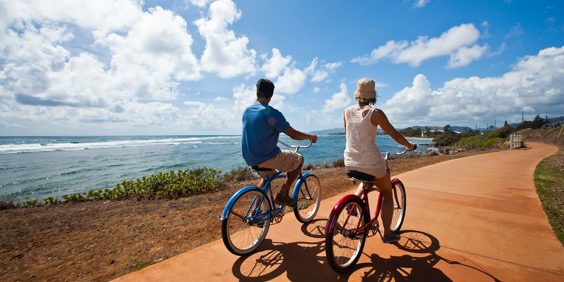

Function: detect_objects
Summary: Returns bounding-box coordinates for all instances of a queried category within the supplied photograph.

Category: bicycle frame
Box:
[325,177,403,237]
[324,148,410,237]
[220,140,315,224]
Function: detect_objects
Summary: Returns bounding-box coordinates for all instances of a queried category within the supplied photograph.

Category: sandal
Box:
[383,233,401,244]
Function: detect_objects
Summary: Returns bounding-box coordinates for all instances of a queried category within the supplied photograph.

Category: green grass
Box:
[534,151,564,246]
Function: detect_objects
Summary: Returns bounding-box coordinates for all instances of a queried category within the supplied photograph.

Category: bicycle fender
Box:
[291,172,313,199]
[325,194,361,236]
[220,186,263,221]
[391,178,401,186]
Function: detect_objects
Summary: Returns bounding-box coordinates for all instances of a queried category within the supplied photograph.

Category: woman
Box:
[344,78,416,243]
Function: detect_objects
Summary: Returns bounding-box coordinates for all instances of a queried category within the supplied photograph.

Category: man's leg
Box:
[279,155,304,196]
[257,178,266,188]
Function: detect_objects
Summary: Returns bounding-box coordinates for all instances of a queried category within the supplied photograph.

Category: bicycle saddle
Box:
[251,165,275,172]
[347,170,375,181]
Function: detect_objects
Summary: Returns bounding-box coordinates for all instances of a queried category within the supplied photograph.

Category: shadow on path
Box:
[338,230,501,281]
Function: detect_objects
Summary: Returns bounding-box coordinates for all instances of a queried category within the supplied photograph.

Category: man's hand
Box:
[310,135,318,143]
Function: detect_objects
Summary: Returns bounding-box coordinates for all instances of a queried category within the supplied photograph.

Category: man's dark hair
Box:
[256,79,275,98]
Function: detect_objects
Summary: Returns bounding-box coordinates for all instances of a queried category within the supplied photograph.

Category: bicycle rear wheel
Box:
[325,197,366,273]
[390,180,406,232]
[221,190,271,255]
[293,174,321,223]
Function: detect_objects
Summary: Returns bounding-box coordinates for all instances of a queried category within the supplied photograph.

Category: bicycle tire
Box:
[221,189,271,255]
[390,180,406,232]
[293,174,321,223]
[325,197,366,273]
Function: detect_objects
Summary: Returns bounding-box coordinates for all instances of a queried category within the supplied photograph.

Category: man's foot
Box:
[383,233,401,244]
[274,193,296,206]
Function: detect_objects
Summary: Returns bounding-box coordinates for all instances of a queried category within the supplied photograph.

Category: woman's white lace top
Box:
[344,105,384,169]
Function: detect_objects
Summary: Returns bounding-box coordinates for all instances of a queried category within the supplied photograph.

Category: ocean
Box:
[0,135,433,201]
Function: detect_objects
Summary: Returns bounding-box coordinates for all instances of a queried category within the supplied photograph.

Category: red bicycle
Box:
[325,146,415,273]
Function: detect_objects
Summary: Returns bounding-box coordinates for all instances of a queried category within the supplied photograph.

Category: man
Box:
[242,79,318,206]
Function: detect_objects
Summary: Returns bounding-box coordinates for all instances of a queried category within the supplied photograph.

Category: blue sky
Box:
[1,0,563,136]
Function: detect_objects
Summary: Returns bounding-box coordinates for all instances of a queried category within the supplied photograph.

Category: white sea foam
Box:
[0,136,238,154]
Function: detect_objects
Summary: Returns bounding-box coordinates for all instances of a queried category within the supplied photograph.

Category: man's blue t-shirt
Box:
[242,103,291,166]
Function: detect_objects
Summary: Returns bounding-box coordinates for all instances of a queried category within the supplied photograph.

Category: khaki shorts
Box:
[257,150,303,172]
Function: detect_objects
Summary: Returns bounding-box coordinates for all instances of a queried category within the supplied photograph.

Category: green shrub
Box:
[433,132,462,146]
[0,197,19,210]
[222,167,257,182]
[481,138,498,148]
[456,135,486,149]
[331,158,345,168]
[13,167,225,208]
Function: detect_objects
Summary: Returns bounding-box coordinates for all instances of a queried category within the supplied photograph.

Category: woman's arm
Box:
[343,109,347,134]
[371,109,414,149]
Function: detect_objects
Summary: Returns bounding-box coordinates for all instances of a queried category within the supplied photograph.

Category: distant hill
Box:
[508,115,564,127]
[310,126,469,135]
[309,128,344,135]
[311,115,564,135]
[408,125,472,132]
[310,127,386,135]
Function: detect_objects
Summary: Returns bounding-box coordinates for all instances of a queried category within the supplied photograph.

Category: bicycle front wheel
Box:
[390,179,406,232]
[293,174,321,223]
[221,190,271,255]
[325,197,366,273]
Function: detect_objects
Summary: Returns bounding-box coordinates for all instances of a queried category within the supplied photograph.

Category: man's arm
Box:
[283,127,318,143]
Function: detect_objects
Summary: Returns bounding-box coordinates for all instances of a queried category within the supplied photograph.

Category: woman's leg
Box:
[373,172,395,237]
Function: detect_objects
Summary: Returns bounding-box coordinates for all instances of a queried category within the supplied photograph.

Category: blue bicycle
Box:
[221,140,321,255]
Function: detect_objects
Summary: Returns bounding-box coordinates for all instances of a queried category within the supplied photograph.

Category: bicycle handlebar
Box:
[278,140,314,152]
[384,143,431,159]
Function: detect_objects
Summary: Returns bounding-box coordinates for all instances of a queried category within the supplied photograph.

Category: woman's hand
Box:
[407,143,417,151]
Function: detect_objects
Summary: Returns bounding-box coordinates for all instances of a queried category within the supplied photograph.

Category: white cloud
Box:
[322,83,352,112]
[275,67,307,95]
[381,46,564,127]
[194,0,257,78]
[214,96,227,101]
[0,0,210,134]
[261,48,292,79]
[232,83,285,112]
[106,6,201,81]
[447,44,488,69]
[352,23,486,68]
[414,0,430,8]
[232,84,257,112]
[306,58,342,83]
[506,23,523,39]
[187,0,214,8]
[313,87,320,92]
[184,101,207,108]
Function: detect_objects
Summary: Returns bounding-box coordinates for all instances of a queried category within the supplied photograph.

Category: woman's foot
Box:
[382,232,401,244]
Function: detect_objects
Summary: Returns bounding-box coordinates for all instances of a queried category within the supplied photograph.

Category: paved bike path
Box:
[113,142,563,281]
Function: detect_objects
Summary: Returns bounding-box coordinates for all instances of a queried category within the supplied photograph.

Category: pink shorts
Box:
[257,150,303,172]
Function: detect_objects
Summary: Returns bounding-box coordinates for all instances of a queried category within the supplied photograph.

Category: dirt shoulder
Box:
[0,150,509,282]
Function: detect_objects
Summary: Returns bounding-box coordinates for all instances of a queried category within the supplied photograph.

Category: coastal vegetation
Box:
[534,150,564,246]
[3,167,224,208]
